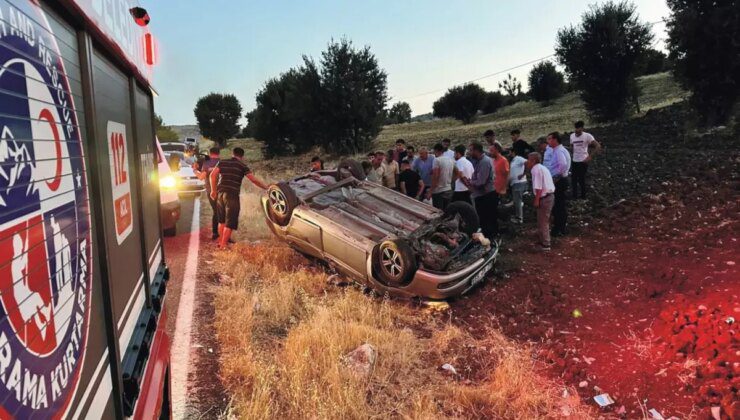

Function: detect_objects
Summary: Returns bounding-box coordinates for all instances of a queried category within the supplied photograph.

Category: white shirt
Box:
[570,131,596,162]
[442,149,455,160]
[531,163,555,195]
[432,156,454,193]
[509,156,527,185]
[454,156,474,192]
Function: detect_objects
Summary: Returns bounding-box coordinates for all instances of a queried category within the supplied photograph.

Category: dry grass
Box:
[213,241,593,419]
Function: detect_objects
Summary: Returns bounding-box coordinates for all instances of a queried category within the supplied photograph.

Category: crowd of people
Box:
[195,120,600,253]
[357,121,601,251]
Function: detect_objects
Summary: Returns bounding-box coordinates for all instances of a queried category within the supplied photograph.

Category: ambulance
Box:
[0,0,171,418]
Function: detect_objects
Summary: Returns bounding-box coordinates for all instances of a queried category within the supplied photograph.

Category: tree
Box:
[556,1,653,121]
[433,83,487,123]
[319,39,388,154]
[386,102,412,124]
[634,48,667,76]
[154,114,178,142]
[193,93,242,146]
[248,59,324,157]
[498,74,522,97]
[481,91,505,114]
[528,61,566,104]
[666,0,739,126]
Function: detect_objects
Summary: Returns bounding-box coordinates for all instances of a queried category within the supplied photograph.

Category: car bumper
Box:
[396,246,499,299]
[160,200,181,229]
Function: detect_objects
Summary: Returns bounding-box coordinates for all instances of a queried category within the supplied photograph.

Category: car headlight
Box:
[160,175,177,189]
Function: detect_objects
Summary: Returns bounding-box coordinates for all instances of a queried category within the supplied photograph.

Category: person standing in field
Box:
[430,143,455,210]
[465,142,497,238]
[381,149,400,190]
[394,139,408,163]
[544,132,571,236]
[405,145,417,165]
[527,152,556,251]
[209,147,268,249]
[483,129,496,147]
[490,142,509,231]
[412,146,435,200]
[452,144,474,204]
[399,159,424,200]
[569,120,601,199]
[508,147,528,224]
[194,147,221,240]
[366,151,385,183]
[441,138,455,160]
[510,129,535,159]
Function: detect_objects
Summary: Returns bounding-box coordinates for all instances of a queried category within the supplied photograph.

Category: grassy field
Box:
[202,72,686,419]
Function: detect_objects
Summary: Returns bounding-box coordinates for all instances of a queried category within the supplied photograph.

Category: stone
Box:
[343,343,377,378]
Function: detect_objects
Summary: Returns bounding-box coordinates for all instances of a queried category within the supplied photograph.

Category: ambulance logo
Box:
[0,2,92,418]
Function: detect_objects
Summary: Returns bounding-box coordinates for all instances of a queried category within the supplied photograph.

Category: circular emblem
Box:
[0,3,92,417]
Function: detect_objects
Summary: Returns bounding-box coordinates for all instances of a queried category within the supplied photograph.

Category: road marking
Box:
[171,198,201,419]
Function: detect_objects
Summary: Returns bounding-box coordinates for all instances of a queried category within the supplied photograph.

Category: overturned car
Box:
[261,160,498,299]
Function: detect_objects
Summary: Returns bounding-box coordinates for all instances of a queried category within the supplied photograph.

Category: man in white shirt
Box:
[452,144,474,204]
[569,120,601,199]
[441,138,455,160]
[508,148,528,223]
[527,152,556,251]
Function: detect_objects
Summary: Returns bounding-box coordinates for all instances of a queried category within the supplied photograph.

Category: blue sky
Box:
[147,0,670,125]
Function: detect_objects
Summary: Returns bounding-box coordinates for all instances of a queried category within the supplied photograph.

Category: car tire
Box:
[337,159,366,180]
[444,201,479,235]
[373,239,417,286]
[267,182,299,226]
[163,226,176,237]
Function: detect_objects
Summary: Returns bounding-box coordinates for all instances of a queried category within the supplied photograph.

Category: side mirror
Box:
[129,7,150,26]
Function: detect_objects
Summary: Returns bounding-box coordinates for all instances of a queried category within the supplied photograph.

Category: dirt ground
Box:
[450,105,739,418]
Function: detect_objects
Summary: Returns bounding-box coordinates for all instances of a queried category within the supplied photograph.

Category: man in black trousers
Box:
[543,132,571,236]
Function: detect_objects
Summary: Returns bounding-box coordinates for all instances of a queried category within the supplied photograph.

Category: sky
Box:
[146,0,670,125]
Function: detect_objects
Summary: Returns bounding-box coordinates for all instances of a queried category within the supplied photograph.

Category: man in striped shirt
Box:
[209,147,268,248]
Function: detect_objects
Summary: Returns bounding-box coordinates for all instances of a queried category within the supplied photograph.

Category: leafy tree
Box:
[634,48,667,76]
[556,1,653,121]
[481,91,505,114]
[666,0,739,126]
[498,74,522,97]
[433,83,487,123]
[193,93,242,146]
[528,61,566,104]
[319,39,388,154]
[154,114,178,142]
[386,102,412,124]
[248,59,324,157]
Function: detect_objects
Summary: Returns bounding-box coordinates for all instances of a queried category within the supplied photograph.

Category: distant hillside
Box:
[169,125,202,141]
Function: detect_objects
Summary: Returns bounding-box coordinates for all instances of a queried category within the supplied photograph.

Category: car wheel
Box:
[267,182,299,226]
[163,226,176,237]
[443,201,479,235]
[337,159,366,180]
[373,239,417,286]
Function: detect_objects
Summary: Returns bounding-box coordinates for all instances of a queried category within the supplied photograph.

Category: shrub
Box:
[666,0,740,126]
[194,93,242,146]
[432,83,487,123]
[634,48,667,76]
[528,61,566,104]
[386,102,412,125]
[556,1,653,121]
[481,91,505,114]
[154,114,178,142]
